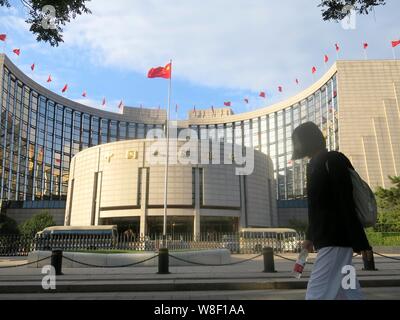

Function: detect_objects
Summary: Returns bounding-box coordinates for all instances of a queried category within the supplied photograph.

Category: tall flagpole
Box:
[162,59,172,247]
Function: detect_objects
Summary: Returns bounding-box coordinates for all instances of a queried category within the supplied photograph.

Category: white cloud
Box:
[2,0,399,97]
[62,0,327,92]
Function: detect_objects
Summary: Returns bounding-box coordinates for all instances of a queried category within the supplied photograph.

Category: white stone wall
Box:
[202,165,240,208]
[66,140,277,230]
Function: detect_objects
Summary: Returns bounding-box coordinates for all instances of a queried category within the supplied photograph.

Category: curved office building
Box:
[65,139,276,234]
[1,53,400,227]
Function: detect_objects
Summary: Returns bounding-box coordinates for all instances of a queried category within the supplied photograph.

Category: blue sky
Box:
[0,0,399,119]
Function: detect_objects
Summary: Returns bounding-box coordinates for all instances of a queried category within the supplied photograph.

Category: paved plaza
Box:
[1,252,399,300]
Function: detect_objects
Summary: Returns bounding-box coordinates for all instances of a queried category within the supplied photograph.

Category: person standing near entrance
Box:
[291,122,371,300]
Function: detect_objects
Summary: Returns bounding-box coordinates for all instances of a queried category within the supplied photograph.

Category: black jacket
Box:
[306,149,371,253]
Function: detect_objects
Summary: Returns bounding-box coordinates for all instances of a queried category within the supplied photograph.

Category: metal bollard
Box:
[51,249,63,275]
[362,249,378,271]
[263,247,276,273]
[157,247,170,274]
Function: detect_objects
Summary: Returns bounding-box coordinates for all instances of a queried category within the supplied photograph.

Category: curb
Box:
[1,278,400,294]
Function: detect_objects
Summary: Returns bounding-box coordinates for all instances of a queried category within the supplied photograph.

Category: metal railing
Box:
[0,232,306,257]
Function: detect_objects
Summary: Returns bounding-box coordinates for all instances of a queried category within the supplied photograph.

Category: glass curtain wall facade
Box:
[1,58,338,205]
[0,66,160,202]
[189,76,338,200]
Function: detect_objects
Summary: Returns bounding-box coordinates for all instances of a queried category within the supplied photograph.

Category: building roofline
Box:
[0,53,166,124]
[2,53,399,126]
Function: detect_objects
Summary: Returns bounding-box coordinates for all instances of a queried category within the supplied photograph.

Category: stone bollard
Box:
[263,247,276,273]
[51,249,63,275]
[157,247,170,274]
[362,249,378,271]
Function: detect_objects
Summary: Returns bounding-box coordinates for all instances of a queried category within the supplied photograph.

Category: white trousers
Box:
[306,247,364,300]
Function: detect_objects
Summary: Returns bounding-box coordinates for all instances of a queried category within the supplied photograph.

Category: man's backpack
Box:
[325,159,377,228]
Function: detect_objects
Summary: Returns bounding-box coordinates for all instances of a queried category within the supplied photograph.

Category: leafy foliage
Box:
[19,211,55,237]
[374,176,400,232]
[319,0,386,21]
[0,0,91,46]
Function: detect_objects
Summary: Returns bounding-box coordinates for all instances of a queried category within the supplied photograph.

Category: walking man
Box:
[291,122,371,300]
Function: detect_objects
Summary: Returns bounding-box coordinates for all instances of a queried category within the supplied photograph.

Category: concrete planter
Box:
[27,249,231,268]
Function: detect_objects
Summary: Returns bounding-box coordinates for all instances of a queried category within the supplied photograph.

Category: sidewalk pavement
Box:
[0,253,399,294]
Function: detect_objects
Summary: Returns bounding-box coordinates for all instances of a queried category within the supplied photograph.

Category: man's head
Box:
[291,122,326,160]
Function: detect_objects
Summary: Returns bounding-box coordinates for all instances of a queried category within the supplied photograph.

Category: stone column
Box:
[139,167,148,236]
[193,167,201,239]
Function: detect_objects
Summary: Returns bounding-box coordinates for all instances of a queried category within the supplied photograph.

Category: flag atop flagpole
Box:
[82,91,87,98]
[363,42,369,60]
[335,43,340,59]
[118,100,124,114]
[312,66,317,82]
[46,75,52,90]
[392,40,400,59]
[12,48,20,56]
[61,84,68,94]
[148,60,173,246]
[324,54,329,71]
[31,63,35,72]
[148,63,172,79]
[0,34,6,53]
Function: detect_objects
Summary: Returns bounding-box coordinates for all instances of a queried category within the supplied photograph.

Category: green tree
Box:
[0,0,91,46]
[19,211,55,237]
[0,214,19,235]
[319,0,386,21]
[374,176,400,232]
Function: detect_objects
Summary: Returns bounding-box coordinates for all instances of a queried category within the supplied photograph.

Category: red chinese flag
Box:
[295,78,299,85]
[244,98,249,104]
[102,98,106,106]
[392,40,400,48]
[61,84,68,93]
[82,91,87,97]
[259,91,266,98]
[363,43,369,49]
[335,43,340,52]
[0,34,6,41]
[147,62,172,79]
[278,86,283,93]
[312,66,317,74]
[47,75,52,83]
[324,55,329,63]
[13,48,20,56]
[31,63,35,71]
[118,100,124,109]
[224,102,231,107]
